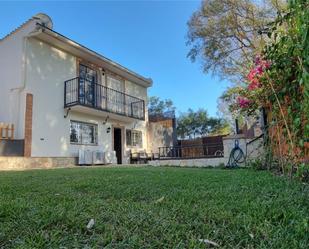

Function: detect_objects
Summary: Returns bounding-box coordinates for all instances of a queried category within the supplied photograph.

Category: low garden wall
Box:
[0,157,76,171]
[150,134,264,168]
[0,135,264,170]
[223,134,264,164]
[149,157,226,167]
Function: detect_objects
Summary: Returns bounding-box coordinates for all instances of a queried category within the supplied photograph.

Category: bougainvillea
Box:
[237,96,251,108]
[235,56,271,109]
[247,56,271,91]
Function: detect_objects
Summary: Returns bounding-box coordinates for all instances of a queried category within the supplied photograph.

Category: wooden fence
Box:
[174,135,225,158]
[0,123,14,140]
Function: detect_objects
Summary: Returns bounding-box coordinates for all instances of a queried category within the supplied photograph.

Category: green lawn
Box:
[0,167,308,248]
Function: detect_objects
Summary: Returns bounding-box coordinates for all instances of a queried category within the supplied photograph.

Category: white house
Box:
[0,13,153,164]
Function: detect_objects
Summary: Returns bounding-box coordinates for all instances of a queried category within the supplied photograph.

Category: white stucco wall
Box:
[125,80,147,101]
[223,135,264,166]
[125,79,148,152]
[24,37,149,160]
[0,20,37,138]
[25,37,76,157]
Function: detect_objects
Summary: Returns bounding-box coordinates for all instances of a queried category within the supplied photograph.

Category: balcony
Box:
[64,77,145,120]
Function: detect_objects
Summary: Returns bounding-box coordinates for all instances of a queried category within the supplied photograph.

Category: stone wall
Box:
[0,157,76,171]
[149,157,226,167]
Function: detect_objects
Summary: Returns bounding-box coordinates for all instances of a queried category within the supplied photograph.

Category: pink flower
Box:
[237,96,251,108]
[254,55,261,65]
[248,79,260,90]
[262,60,271,69]
[247,69,257,81]
[255,65,264,75]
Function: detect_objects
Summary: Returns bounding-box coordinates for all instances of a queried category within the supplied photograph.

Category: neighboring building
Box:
[148,111,177,153]
[0,13,153,164]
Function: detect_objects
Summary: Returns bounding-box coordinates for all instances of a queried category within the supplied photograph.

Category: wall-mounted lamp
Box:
[106,127,111,133]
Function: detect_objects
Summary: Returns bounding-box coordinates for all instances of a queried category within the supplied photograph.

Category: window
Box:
[126,130,142,147]
[70,121,98,145]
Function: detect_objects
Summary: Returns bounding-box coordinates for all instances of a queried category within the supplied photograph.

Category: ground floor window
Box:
[126,129,142,147]
[70,121,98,145]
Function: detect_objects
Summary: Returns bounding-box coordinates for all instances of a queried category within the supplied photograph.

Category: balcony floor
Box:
[66,105,141,123]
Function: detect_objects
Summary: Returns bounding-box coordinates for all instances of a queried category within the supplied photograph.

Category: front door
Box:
[113,128,122,164]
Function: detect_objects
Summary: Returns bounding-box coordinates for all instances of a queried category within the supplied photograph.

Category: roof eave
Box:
[35,23,153,88]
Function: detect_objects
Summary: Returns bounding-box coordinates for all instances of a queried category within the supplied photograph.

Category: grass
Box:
[0,167,308,248]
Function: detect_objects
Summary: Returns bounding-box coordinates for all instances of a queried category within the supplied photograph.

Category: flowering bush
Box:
[247,56,271,91]
[226,0,308,180]
[237,96,250,108]
[232,55,272,111]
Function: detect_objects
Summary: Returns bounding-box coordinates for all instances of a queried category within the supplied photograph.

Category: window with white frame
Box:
[70,121,98,145]
[126,129,142,147]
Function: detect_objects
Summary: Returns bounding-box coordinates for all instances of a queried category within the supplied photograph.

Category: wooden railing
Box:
[0,123,14,140]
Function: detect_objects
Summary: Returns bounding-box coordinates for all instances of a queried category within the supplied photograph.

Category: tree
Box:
[186,0,286,82]
[217,90,236,128]
[209,120,231,136]
[148,96,176,117]
[177,108,228,139]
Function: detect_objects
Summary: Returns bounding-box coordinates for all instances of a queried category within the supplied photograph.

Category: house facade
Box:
[0,13,152,164]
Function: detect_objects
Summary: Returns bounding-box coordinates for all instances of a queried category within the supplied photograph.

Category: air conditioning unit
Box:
[84,150,93,165]
[105,151,117,164]
[93,151,105,165]
[78,149,85,165]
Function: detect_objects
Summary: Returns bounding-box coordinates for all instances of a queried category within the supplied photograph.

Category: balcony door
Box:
[79,64,97,106]
[107,75,125,114]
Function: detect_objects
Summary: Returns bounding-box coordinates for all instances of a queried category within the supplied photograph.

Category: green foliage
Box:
[187,0,285,82]
[262,0,309,138]
[297,163,309,182]
[249,158,266,171]
[209,120,231,136]
[0,167,309,248]
[176,108,227,138]
[226,0,308,178]
[148,96,176,116]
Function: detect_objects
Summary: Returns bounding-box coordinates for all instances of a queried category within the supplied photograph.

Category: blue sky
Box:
[0,1,229,117]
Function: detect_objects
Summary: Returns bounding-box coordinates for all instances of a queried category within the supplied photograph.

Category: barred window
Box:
[70,121,97,145]
[126,129,142,147]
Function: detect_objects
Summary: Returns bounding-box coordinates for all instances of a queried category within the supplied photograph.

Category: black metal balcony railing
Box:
[64,77,145,120]
[158,144,224,159]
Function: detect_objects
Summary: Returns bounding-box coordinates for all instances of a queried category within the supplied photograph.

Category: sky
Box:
[0,0,230,117]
